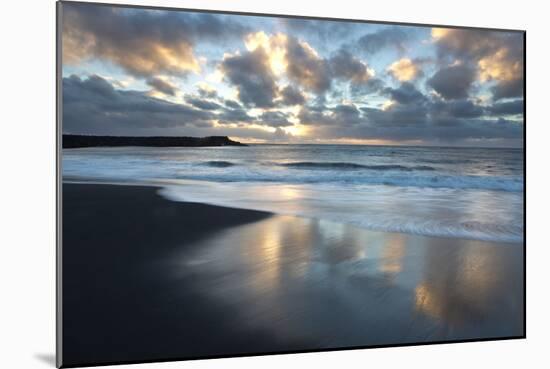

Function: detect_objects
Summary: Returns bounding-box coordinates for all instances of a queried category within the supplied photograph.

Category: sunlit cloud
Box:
[245,31,288,76]
[387,58,420,81]
[478,48,522,82]
[431,27,450,40]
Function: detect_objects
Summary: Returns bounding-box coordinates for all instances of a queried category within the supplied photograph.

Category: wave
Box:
[171,172,523,192]
[280,162,436,171]
[158,184,524,243]
[345,218,523,243]
[202,160,236,168]
[416,158,472,165]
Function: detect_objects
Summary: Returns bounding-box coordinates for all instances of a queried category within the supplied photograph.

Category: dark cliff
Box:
[63,135,247,148]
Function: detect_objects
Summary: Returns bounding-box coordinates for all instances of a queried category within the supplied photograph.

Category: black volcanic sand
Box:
[62,183,278,366]
[62,183,524,367]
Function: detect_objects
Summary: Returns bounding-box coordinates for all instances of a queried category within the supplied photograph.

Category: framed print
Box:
[57,1,525,366]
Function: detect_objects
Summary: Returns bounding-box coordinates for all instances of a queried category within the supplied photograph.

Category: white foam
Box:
[158,180,524,243]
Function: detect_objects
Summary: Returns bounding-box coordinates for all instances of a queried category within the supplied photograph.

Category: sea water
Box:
[62,144,524,242]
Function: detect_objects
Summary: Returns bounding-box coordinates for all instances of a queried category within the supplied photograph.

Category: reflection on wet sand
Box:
[172,214,523,348]
[379,233,406,278]
[414,239,524,335]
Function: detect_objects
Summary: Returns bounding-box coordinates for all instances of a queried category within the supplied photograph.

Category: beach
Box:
[62,182,524,367]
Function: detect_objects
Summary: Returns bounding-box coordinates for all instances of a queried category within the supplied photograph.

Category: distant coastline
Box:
[62,134,247,148]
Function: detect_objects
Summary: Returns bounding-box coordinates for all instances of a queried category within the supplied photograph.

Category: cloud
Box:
[62,74,214,135]
[226,33,380,101]
[280,85,306,106]
[244,32,288,76]
[428,64,476,100]
[387,58,421,81]
[61,5,524,146]
[331,104,363,125]
[431,28,524,100]
[357,26,411,54]
[316,106,521,145]
[286,37,332,94]
[220,48,279,108]
[184,96,223,111]
[63,73,522,146]
[487,99,524,116]
[278,18,361,45]
[196,84,219,99]
[298,103,363,126]
[330,117,523,145]
[258,111,293,127]
[295,82,522,146]
[298,105,338,126]
[145,77,177,96]
[224,99,242,110]
[491,78,523,101]
[363,102,429,128]
[431,98,485,120]
[216,105,254,124]
[62,3,249,79]
[383,82,427,105]
[350,77,386,96]
[329,49,374,85]
[63,74,297,141]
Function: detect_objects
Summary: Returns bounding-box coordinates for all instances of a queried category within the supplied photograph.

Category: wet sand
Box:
[61,183,524,367]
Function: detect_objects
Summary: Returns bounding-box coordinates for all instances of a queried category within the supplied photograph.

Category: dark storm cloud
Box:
[258,111,293,127]
[315,104,522,144]
[323,116,523,145]
[487,99,524,116]
[286,37,332,94]
[332,104,363,125]
[427,64,476,100]
[280,85,306,106]
[62,75,213,135]
[296,81,522,145]
[224,99,242,110]
[329,49,372,84]
[350,77,385,96]
[184,96,223,111]
[145,77,177,96]
[216,105,254,124]
[431,98,485,119]
[285,41,379,97]
[357,27,411,55]
[491,78,524,100]
[215,106,293,133]
[362,104,429,127]
[197,86,219,99]
[298,103,363,127]
[383,82,427,105]
[63,3,249,78]
[220,48,279,108]
[298,105,337,126]
[432,29,524,101]
[218,34,379,105]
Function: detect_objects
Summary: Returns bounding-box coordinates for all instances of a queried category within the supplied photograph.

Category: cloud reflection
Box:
[174,213,523,346]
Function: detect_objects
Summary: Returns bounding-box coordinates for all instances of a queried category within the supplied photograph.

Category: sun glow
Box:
[431,27,451,40]
[282,123,308,136]
[245,31,288,76]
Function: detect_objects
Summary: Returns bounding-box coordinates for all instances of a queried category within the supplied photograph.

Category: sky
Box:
[61,2,524,147]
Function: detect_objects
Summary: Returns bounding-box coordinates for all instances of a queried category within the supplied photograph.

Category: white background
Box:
[1,0,548,368]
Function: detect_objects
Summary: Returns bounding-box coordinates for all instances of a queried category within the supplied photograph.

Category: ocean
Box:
[62,144,524,243]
